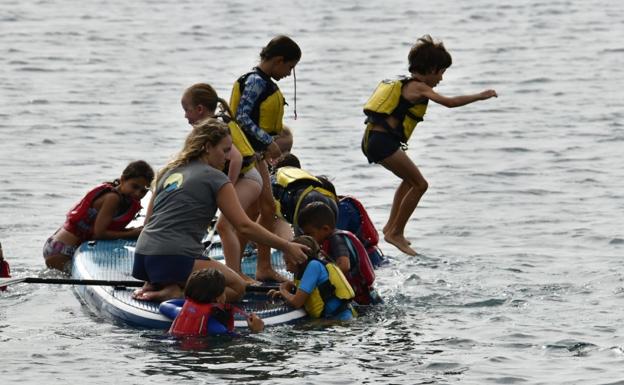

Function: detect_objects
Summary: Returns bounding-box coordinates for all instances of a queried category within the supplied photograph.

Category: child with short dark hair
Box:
[162,268,264,337]
[362,34,497,256]
[269,235,356,320]
[298,202,378,305]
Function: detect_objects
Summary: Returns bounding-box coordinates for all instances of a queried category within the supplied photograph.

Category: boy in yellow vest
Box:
[361,34,497,256]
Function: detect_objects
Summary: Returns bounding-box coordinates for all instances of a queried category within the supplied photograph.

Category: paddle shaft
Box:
[0,276,279,292]
[20,277,144,287]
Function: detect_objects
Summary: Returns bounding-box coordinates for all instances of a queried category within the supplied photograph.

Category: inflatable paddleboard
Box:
[71,238,306,329]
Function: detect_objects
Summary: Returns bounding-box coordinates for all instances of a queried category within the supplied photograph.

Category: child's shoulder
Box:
[402,80,431,102]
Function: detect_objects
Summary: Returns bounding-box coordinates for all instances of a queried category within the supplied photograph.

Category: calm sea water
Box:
[1,0,624,383]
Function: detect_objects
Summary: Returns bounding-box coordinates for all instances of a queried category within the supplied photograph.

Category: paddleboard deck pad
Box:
[71,239,306,329]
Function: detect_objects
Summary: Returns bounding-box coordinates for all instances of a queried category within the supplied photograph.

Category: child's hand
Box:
[267,289,282,299]
[264,141,282,161]
[128,226,143,238]
[480,89,498,99]
[284,241,309,265]
[280,281,296,294]
[247,313,265,333]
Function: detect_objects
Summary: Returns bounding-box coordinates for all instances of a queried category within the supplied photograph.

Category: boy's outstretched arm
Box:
[424,88,497,108]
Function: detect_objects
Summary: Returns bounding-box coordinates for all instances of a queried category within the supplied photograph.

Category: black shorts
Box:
[132,252,210,285]
[361,130,401,164]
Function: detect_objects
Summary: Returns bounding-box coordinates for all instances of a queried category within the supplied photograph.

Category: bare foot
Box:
[132,284,183,302]
[132,282,156,299]
[255,268,287,283]
[383,227,411,245]
[238,272,261,286]
[384,233,417,256]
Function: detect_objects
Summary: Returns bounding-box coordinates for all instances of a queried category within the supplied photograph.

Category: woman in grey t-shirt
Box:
[132,118,307,302]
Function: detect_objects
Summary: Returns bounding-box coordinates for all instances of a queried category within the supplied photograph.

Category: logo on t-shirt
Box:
[163,173,184,192]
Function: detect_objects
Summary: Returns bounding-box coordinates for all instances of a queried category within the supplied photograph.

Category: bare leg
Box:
[217,176,261,283]
[257,217,292,282]
[382,181,412,244]
[133,259,247,303]
[44,253,72,271]
[379,149,428,256]
[192,259,247,302]
[254,160,289,282]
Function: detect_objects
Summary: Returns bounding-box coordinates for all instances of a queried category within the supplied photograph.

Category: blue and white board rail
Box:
[71,239,306,329]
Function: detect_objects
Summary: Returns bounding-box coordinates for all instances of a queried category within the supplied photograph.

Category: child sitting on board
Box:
[269,235,356,321]
[159,268,264,337]
[43,160,154,271]
[298,202,380,305]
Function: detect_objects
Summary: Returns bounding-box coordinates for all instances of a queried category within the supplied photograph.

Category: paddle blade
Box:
[0,276,25,289]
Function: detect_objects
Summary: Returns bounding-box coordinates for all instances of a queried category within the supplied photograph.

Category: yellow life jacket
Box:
[230,68,285,142]
[294,259,355,318]
[224,118,256,174]
[363,78,429,143]
[273,167,337,226]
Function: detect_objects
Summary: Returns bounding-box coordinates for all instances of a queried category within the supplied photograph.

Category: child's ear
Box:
[217,292,227,304]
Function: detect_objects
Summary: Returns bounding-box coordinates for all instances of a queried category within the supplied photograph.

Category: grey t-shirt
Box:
[135,160,230,257]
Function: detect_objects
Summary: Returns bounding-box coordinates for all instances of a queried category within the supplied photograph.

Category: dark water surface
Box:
[1,0,623,383]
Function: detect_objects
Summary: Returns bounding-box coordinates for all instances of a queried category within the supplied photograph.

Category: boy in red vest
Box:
[161,268,264,337]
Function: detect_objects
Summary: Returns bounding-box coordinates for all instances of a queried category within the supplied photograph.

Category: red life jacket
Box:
[339,196,379,248]
[0,259,10,291]
[322,229,376,305]
[169,299,243,337]
[63,183,141,241]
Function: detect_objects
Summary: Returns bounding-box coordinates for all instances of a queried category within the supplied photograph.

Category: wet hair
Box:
[260,35,302,63]
[158,118,230,181]
[109,160,154,187]
[183,83,234,119]
[291,235,326,278]
[316,175,337,197]
[275,153,301,169]
[184,268,226,303]
[298,201,336,230]
[408,34,452,75]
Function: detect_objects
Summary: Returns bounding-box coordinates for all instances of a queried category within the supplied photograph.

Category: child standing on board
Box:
[269,235,356,321]
[230,35,301,281]
[181,83,262,283]
[43,160,154,271]
[160,268,264,337]
[361,34,498,256]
